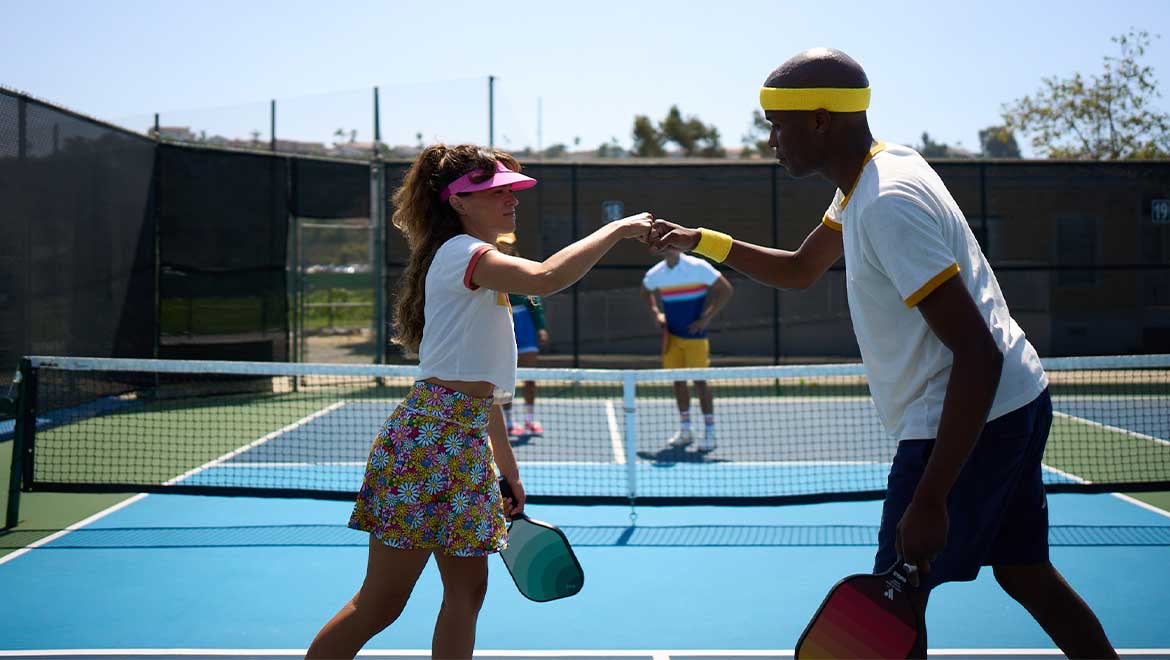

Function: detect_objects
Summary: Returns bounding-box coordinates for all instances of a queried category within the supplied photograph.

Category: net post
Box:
[622,373,637,503]
[5,359,35,529]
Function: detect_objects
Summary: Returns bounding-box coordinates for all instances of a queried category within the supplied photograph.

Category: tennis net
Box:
[6,355,1169,518]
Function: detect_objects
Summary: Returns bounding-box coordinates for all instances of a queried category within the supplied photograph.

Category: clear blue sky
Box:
[6,0,1169,156]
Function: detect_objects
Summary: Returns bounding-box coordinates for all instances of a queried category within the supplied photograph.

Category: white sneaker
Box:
[666,429,694,449]
[698,428,716,452]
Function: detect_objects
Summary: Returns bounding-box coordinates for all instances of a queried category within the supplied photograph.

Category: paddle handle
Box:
[497,477,528,521]
[890,556,920,589]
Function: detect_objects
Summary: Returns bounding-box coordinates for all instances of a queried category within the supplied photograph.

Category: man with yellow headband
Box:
[649,47,1114,658]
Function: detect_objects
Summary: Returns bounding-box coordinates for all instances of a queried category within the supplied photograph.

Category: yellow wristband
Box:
[693,228,733,263]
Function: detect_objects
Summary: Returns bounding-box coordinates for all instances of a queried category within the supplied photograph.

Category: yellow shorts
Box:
[662,334,710,369]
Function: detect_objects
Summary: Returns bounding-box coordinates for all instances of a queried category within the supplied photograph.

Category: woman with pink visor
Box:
[307,144,653,658]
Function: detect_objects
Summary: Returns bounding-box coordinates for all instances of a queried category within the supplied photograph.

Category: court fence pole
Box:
[978,162,990,256]
[372,87,386,365]
[372,165,387,365]
[18,96,29,359]
[488,75,495,147]
[622,374,638,503]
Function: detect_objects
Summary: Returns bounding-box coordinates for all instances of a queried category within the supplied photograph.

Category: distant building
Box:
[157,126,197,142]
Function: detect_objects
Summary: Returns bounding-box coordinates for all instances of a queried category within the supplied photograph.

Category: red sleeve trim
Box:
[463,245,494,290]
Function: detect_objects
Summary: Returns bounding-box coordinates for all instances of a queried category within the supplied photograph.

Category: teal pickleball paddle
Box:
[498,478,584,602]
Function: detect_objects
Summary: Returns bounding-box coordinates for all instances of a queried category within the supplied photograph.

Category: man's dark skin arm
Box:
[649,221,843,291]
[896,274,1003,577]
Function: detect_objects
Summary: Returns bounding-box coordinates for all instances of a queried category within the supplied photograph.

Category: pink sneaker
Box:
[524,420,544,435]
[508,424,525,437]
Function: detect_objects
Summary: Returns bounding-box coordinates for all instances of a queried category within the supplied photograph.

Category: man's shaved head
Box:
[764,48,868,89]
[759,48,874,180]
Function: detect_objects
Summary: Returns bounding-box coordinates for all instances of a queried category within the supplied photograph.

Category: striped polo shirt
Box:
[642,254,721,339]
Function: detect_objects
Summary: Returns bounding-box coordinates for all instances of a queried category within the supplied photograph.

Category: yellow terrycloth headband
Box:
[759,86,871,112]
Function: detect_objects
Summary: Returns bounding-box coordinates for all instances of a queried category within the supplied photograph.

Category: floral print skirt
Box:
[348,381,507,557]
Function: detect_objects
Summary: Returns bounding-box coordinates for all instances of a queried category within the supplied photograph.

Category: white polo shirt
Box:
[823,142,1047,441]
[417,234,517,402]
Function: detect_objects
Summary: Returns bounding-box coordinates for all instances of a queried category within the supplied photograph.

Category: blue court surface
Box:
[1,490,1168,657]
[2,379,1168,657]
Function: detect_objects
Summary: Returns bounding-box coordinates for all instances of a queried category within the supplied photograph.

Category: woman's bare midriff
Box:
[423,377,495,399]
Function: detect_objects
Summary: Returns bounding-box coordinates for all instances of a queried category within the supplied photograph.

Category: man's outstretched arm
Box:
[649,220,842,290]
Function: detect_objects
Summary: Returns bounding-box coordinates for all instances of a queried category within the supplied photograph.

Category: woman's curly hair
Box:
[389,144,522,353]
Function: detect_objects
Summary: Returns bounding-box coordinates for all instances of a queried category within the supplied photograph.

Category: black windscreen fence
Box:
[292,157,370,220]
[0,89,156,385]
[155,144,290,362]
[384,160,1170,366]
[2,87,1168,379]
[1,90,384,380]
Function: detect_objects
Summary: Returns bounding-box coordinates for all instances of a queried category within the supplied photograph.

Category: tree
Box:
[597,137,626,158]
[917,132,953,158]
[632,115,666,157]
[1001,30,1170,159]
[660,105,725,157]
[978,125,1021,158]
[542,143,568,159]
[631,107,724,157]
[740,109,771,158]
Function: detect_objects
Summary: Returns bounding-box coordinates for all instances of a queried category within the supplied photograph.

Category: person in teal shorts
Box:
[498,232,549,437]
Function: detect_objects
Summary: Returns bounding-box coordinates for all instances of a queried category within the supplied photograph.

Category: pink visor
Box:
[440,162,538,202]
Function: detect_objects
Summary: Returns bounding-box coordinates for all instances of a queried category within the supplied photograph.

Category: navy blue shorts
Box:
[874,388,1052,591]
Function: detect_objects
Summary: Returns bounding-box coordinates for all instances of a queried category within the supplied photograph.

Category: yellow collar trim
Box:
[759,86,871,112]
[840,141,886,210]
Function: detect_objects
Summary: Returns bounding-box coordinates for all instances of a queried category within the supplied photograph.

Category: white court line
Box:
[604,400,626,465]
[1,401,351,562]
[637,396,873,405]
[211,461,366,468]
[350,398,627,406]
[1045,410,1170,520]
[1042,464,1170,521]
[1053,411,1170,447]
[1054,395,1170,402]
[212,460,891,468]
[162,402,347,486]
[0,494,148,566]
[0,650,1167,658]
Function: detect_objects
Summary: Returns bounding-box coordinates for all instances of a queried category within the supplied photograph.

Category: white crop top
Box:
[417,234,517,402]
